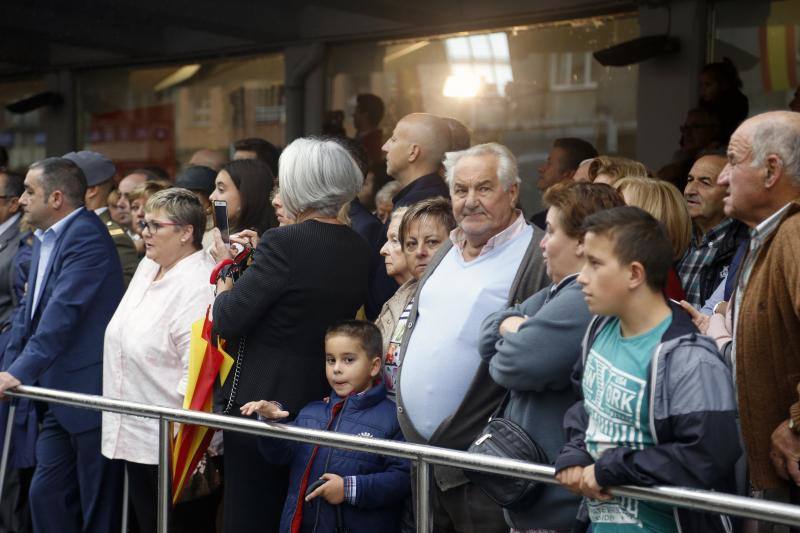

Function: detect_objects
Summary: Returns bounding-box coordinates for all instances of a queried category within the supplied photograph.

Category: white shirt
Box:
[102,250,215,464]
[400,223,533,439]
[31,207,84,317]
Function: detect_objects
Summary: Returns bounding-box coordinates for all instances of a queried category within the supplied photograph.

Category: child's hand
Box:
[239,400,289,420]
[305,473,344,505]
[579,464,611,501]
[555,465,584,495]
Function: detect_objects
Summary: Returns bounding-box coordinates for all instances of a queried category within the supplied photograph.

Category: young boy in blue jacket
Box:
[554,206,741,533]
[241,320,410,533]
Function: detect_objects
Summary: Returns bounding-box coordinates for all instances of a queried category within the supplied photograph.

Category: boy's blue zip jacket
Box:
[259,382,410,533]
[554,302,741,533]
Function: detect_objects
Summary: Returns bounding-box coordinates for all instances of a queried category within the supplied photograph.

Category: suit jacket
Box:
[4,208,124,434]
[98,209,138,287]
[0,216,22,325]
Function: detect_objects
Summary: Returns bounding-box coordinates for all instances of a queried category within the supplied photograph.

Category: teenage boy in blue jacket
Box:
[241,320,410,533]
[555,206,741,533]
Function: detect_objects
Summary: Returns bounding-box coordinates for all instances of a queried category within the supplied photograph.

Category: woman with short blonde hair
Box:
[614,176,692,301]
[613,177,693,260]
[102,188,216,531]
[589,155,649,185]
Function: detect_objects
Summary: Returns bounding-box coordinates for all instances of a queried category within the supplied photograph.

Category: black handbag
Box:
[465,392,548,511]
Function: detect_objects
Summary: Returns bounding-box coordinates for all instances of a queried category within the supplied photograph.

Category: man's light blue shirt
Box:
[31,207,84,318]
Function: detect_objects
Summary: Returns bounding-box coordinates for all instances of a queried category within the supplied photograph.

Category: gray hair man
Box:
[395,143,548,531]
[713,111,800,505]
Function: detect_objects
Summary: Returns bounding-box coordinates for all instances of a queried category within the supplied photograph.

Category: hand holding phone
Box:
[213,200,229,243]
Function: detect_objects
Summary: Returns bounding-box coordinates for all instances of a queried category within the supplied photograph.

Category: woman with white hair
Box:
[212,137,372,533]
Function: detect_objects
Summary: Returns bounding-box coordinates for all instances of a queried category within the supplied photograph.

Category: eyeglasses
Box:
[138,219,182,234]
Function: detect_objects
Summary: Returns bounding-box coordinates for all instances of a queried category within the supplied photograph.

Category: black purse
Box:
[465,392,548,511]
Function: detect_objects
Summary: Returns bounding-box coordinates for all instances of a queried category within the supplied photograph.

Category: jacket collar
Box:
[583,299,698,361]
[328,382,387,411]
[392,173,445,204]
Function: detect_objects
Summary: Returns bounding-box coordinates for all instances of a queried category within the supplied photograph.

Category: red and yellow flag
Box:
[171,307,234,504]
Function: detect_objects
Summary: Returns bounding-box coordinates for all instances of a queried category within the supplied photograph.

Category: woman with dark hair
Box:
[209,158,277,235]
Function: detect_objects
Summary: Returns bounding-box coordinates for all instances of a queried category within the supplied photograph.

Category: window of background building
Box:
[77,54,284,178]
[327,13,639,214]
[712,0,800,114]
[0,79,47,172]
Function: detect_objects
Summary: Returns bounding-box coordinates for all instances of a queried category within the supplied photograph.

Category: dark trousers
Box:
[430,481,507,533]
[29,410,122,533]
[125,461,220,533]
[222,421,288,533]
[0,466,33,533]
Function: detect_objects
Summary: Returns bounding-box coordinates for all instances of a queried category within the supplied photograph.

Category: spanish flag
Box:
[171,307,234,504]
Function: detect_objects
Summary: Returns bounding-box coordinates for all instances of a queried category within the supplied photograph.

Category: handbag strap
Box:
[490,390,512,421]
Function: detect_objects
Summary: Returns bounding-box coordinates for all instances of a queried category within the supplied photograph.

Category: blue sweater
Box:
[259,383,410,533]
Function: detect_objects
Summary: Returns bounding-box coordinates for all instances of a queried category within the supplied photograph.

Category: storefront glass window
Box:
[0,79,47,172]
[327,13,639,214]
[77,54,284,177]
[712,0,800,115]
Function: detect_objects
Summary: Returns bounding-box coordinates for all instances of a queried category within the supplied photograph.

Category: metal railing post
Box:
[0,402,16,503]
[120,463,129,533]
[157,417,171,533]
[416,459,430,533]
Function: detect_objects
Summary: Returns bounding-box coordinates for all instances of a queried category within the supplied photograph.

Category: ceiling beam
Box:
[304,0,441,26]
[98,0,301,44]
[0,2,165,57]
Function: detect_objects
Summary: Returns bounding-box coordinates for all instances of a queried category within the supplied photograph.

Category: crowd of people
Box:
[0,57,798,533]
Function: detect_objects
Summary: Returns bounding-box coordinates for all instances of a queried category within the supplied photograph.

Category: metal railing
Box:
[1,384,800,532]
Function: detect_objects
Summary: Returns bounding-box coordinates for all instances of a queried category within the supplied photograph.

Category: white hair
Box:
[279,137,364,217]
[375,181,402,206]
[749,118,800,186]
[443,142,520,191]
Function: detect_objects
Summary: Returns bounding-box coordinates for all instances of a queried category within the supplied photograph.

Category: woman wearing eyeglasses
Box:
[101,188,216,531]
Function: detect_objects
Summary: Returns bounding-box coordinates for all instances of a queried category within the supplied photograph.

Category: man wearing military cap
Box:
[63,151,138,287]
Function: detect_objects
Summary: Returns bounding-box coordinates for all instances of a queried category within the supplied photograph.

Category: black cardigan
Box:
[213,220,371,413]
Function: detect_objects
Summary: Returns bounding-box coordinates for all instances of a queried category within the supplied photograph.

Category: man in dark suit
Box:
[0,170,25,325]
[0,158,124,533]
[64,151,138,287]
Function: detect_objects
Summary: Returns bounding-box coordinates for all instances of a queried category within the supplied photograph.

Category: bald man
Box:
[712,112,800,506]
[365,114,453,320]
[382,113,451,209]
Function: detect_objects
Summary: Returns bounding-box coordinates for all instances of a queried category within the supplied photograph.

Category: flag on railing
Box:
[171,307,234,504]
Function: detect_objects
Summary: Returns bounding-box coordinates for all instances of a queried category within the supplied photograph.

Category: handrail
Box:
[4,384,800,531]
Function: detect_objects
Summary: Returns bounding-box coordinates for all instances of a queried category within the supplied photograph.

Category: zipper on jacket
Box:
[310,396,349,533]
